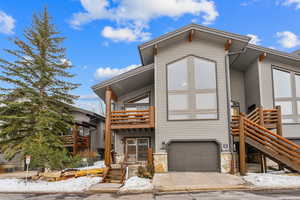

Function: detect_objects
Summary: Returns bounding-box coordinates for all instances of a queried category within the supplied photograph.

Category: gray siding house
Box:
[92,24,300,173]
[0,106,105,172]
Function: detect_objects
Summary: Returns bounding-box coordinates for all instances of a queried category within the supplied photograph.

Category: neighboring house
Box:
[93,24,300,174]
[63,106,105,157]
[0,105,105,172]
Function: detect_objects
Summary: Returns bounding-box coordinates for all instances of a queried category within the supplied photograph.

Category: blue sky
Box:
[1,0,300,114]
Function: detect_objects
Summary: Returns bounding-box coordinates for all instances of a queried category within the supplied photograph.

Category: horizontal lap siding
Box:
[259,58,300,138]
[155,39,229,152]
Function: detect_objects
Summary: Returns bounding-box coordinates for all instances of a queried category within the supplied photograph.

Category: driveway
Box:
[153,172,247,192]
[1,190,300,200]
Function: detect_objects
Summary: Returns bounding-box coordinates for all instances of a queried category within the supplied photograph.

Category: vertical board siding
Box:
[244,59,261,111]
[155,39,229,152]
[230,69,246,113]
[259,58,300,138]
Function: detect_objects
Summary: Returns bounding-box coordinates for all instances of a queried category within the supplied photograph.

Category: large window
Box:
[167,56,218,120]
[273,67,300,123]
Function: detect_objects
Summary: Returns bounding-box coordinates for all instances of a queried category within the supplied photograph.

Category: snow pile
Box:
[119,176,153,193]
[244,173,300,188]
[77,161,105,170]
[0,177,101,193]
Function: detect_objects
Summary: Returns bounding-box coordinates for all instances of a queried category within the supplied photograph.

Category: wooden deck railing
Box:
[238,114,300,174]
[231,106,282,136]
[231,105,300,174]
[110,106,155,129]
[61,134,89,155]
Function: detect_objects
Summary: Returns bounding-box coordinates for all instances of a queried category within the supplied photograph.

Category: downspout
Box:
[224,48,246,173]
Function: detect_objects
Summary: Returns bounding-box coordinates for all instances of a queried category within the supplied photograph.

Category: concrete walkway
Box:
[153,172,248,192]
[88,183,122,193]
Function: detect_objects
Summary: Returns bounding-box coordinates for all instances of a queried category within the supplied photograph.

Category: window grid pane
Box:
[167,56,218,120]
[273,68,300,124]
[167,58,188,91]
[273,69,292,98]
[296,74,300,97]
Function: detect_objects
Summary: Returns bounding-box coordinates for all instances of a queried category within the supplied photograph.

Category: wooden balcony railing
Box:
[231,106,282,136]
[110,106,155,129]
[61,134,90,155]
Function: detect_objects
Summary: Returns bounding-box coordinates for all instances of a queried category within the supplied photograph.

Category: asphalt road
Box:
[1,190,300,200]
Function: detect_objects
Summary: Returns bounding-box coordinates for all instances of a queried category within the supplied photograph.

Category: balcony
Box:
[61,127,90,155]
[110,106,155,130]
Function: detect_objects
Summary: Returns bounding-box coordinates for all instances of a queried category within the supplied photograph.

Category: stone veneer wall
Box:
[153,152,237,173]
[153,153,168,173]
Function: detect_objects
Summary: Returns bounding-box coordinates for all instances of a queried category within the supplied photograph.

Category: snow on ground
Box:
[76,161,105,170]
[119,176,153,193]
[244,173,300,187]
[0,177,102,193]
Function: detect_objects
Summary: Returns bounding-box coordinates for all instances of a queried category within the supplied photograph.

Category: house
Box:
[92,24,300,175]
[0,105,105,172]
[62,106,105,158]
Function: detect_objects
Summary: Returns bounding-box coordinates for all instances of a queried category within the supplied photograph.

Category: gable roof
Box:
[92,23,300,100]
[92,63,154,100]
[138,23,251,65]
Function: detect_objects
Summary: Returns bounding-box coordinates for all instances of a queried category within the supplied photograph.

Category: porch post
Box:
[72,125,78,155]
[239,114,246,176]
[276,106,283,136]
[104,87,113,167]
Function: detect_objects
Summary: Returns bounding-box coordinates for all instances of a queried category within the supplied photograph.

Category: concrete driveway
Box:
[153,172,248,192]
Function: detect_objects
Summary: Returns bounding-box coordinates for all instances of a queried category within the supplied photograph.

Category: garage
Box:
[168,141,220,172]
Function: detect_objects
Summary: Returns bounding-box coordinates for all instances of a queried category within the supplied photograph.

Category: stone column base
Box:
[153,152,168,173]
[221,152,238,174]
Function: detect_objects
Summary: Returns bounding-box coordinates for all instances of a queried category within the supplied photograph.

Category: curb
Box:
[2,186,300,195]
[153,186,300,195]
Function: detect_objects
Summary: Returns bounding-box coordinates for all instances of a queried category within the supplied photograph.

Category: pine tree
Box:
[0,8,80,169]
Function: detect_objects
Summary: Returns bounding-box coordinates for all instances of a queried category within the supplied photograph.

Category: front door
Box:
[125,138,150,163]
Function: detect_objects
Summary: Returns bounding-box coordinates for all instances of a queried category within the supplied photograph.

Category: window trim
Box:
[272,66,300,124]
[166,54,219,121]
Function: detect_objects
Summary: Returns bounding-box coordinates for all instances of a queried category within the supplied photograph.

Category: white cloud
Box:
[240,0,260,6]
[247,34,262,45]
[282,0,300,9]
[95,64,140,79]
[60,58,72,66]
[70,0,219,42]
[276,31,300,48]
[101,26,150,42]
[0,11,15,35]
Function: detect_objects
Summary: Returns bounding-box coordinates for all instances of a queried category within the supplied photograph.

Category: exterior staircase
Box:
[231,106,300,174]
[102,163,126,184]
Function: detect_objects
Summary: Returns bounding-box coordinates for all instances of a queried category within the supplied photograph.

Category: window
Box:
[273,68,300,123]
[125,93,150,111]
[167,56,218,120]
